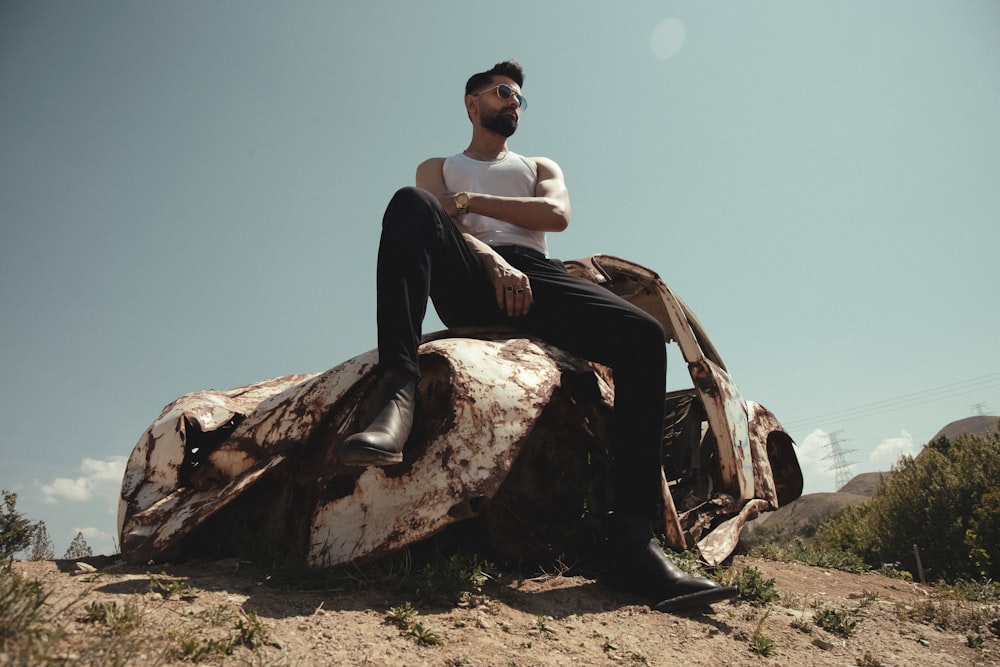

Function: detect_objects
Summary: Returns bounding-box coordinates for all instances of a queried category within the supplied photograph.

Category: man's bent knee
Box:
[382,186,442,244]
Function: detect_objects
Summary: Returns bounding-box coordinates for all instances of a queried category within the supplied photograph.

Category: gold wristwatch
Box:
[454,192,470,215]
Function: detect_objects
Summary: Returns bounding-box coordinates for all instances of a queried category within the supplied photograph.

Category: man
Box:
[342,61,736,612]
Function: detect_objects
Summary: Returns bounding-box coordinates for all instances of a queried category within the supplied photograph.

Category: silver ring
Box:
[505,286,514,292]
[516,288,525,293]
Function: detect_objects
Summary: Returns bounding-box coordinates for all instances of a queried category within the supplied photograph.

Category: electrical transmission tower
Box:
[822,430,857,492]
[972,402,988,417]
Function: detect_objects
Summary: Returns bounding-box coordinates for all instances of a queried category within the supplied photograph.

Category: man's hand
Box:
[490,260,533,317]
[463,233,533,317]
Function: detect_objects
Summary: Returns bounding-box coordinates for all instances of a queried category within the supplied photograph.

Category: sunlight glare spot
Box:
[650,18,686,60]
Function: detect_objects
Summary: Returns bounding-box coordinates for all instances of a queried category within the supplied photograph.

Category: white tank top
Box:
[442,151,548,257]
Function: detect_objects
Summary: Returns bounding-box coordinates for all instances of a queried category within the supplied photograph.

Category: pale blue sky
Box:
[2,1,998,556]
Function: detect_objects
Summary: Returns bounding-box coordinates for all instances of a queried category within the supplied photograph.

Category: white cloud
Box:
[40,457,127,506]
[39,477,91,503]
[869,431,917,470]
[796,429,838,494]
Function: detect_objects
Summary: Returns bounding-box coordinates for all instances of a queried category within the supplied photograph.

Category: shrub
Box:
[813,607,857,637]
[411,553,497,606]
[721,566,780,607]
[0,491,34,563]
[814,431,1000,581]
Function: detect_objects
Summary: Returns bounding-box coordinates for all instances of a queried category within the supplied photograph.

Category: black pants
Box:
[376,186,665,516]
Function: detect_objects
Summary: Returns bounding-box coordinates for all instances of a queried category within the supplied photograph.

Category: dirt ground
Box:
[7,554,999,666]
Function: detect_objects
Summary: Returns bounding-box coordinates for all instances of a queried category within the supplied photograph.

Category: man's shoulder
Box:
[523,155,563,178]
[418,156,447,169]
[415,157,447,177]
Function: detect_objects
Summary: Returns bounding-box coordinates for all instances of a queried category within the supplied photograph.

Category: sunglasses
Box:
[473,83,527,110]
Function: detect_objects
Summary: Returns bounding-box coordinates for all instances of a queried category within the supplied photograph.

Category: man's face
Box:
[474,76,522,138]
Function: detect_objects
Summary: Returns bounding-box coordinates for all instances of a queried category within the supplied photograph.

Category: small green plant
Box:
[531,615,555,636]
[660,546,709,576]
[966,632,985,649]
[813,607,857,637]
[790,617,812,634]
[385,602,419,628]
[175,635,233,661]
[748,609,775,657]
[722,566,780,607]
[201,604,236,627]
[408,621,442,646]
[149,575,197,600]
[234,608,268,649]
[412,553,497,605]
[386,602,442,646]
[81,599,143,635]
[748,629,775,657]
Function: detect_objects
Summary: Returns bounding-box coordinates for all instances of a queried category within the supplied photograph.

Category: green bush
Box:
[0,491,34,563]
[720,566,780,607]
[411,553,498,606]
[814,430,1000,581]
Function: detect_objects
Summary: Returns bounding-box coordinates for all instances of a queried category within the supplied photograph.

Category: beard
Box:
[481,109,518,138]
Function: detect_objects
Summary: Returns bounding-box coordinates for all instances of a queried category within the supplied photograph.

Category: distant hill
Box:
[929,415,999,442]
[837,471,888,496]
[741,489,871,544]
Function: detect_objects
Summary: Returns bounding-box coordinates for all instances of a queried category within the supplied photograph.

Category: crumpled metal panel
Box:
[697,498,772,566]
[117,374,318,542]
[747,401,803,507]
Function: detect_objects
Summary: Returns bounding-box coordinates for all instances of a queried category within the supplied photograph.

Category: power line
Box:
[783,372,1000,432]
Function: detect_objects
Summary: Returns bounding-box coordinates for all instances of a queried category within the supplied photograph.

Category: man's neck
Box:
[465,131,509,161]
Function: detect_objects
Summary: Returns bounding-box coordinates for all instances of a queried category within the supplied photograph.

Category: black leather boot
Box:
[341,371,417,467]
[603,514,737,612]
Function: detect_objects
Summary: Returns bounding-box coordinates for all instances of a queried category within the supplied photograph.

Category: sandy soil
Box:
[6,555,998,666]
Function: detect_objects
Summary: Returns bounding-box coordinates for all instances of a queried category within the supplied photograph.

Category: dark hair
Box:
[465,61,524,95]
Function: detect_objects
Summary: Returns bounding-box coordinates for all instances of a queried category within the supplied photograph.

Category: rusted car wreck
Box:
[119,255,803,569]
